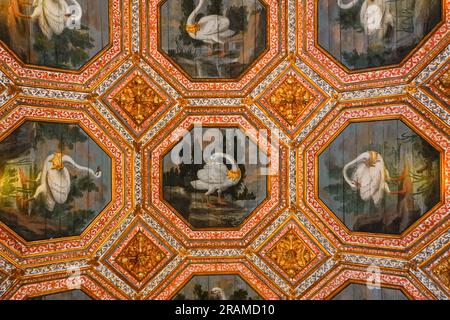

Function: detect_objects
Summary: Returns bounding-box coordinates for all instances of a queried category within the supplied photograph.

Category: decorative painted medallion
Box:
[113,75,165,126]
[266,75,313,125]
[257,68,327,137]
[258,219,328,284]
[268,230,316,278]
[116,231,166,281]
[106,222,175,289]
[432,257,450,290]
[435,68,450,98]
[103,68,175,138]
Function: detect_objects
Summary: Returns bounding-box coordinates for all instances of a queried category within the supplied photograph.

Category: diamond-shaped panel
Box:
[432,256,450,293]
[116,231,166,282]
[257,67,327,137]
[106,221,175,289]
[258,218,328,285]
[434,68,450,99]
[102,68,175,138]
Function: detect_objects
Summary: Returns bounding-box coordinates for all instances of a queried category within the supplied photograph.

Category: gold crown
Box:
[50,153,64,170]
[227,169,241,181]
[185,23,200,35]
[368,151,378,167]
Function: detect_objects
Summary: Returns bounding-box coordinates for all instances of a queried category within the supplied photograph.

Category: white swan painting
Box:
[318,119,441,235]
[318,0,442,70]
[160,0,267,78]
[185,0,235,56]
[342,150,391,207]
[0,121,112,241]
[29,152,102,212]
[190,152,241,206]
[0,0,109,70]
[31,0,83,40]
[163,127,267,228]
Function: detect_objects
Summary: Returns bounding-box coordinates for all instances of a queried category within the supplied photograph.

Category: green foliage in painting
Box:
[226,6,249,33]
[31,172,99,233]
[33,25,95,69]
[229,289,249,300]
[193,284,209,300]
[173,293,187,300]
[336,2,363,31]
[207,0,223,15]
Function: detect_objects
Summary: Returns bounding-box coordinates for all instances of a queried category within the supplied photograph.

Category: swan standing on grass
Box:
[28,152,102,212]
[185,0,235,56]
[342,151,391,207]
[31,0,82,40]
[191,152,241,206]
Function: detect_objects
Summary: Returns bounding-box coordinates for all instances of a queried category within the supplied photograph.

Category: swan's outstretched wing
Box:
[198,15,231,35]
[62,155,102,178]
[197,163,228,184]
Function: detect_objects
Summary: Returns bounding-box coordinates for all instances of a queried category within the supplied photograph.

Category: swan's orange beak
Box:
[227,169,241,181]
[186,23,200,35]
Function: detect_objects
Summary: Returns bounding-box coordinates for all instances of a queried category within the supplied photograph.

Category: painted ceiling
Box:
[0,0,449,300]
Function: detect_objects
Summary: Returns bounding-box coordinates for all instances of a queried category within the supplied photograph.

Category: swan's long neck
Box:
[218,153,239,171]
[342,152,367,186]
[187,0,206,25]
[62,155,101,178]
[337,0,360,10]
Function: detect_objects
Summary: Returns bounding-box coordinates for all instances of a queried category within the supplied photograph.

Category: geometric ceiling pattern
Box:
[0,0,449,300]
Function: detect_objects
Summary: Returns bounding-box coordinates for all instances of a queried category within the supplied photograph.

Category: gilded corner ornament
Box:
[113,75,165,126]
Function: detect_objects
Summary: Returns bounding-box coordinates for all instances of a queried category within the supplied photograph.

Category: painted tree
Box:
[33,25,95,69]
[207,0,223,15]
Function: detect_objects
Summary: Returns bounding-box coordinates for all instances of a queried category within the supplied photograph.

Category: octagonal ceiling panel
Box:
[317,0,442,71]
[153,260,282,299]
[0,97,132,265]
[162,126,268,229]
[142,0,287,97]
[331,283,408,300]
[0,0,131,91]
[298,98,449,252]
[298,0,449,90]
[159,0,268,80]
[0,0,110,70]
[0,120,112,241]
[318,119,441,235]
[142,107,288,245]
[173,274,262,300]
